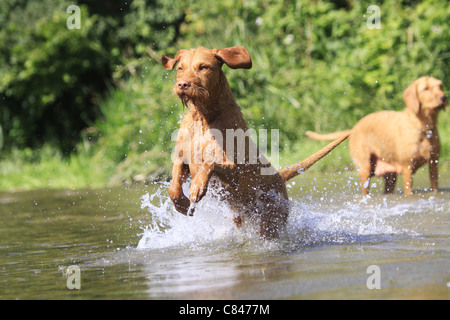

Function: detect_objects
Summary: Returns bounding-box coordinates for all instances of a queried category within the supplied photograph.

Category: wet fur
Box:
[162,46,348,238]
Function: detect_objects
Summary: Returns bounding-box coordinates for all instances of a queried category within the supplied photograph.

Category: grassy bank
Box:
[1,138,449,192]
[1,55,449,192]
[1,54,450,192]
[1,0,449,192]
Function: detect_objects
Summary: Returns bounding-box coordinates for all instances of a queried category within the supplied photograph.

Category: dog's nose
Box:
[177,80,191,91]
[440,95,447,103]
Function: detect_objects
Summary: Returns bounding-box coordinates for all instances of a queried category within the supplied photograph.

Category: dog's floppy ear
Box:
[162,50,186,70]
[403,79,420,114]
[214,46,252,69]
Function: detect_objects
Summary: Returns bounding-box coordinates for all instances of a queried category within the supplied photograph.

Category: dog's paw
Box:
[173,196,191,215]
[169,185,191,215]
[187,203,196,216]
[189,181,208,203]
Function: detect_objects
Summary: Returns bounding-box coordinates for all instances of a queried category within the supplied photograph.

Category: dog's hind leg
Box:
[358,160,372,196]
[429,160,439,192]
[383,173,397,194]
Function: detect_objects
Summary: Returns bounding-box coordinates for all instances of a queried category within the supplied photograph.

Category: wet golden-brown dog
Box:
[162,46,348,238]
[307,76,447,196]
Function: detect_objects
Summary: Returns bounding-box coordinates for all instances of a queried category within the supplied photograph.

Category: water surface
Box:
[1,168,449,299]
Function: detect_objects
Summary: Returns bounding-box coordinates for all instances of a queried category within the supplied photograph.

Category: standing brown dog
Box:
[306,76,447,196]
[162,46,348,238]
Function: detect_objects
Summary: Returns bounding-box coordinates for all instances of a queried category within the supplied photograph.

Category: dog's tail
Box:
[305,129,352,141]
[278,131,350,181]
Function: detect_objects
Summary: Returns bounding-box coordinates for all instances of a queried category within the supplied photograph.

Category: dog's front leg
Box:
[429,159,439,192]
[189,163,214,203]
[169,162,190,215]
[403,167,413,196]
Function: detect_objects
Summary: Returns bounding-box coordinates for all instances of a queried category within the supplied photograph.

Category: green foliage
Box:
[0,0,183,152]
[91,74,181,183]
[175,0,449,145]
[0,0,449,190]
[0,145,110,190]
[1,1,109,151]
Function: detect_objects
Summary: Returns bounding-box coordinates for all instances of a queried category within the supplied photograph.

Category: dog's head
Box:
[161,46,252,105]
[403,76,446,115]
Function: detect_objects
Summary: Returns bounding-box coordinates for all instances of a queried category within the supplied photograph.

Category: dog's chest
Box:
[415,129,441,160]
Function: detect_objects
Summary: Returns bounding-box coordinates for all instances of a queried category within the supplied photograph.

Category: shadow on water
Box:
[1,167,449,299]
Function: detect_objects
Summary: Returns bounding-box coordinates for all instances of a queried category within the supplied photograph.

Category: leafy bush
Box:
[0,0,183,153]
[0,0,449,189]
[174,0,449,147]
[94,0,449,184]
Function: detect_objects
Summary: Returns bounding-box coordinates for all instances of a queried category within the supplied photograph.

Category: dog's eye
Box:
[177,66,183,71]
[199,65,210,71]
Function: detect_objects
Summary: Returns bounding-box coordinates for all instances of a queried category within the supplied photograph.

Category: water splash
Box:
[137,182,243,250]
[282,195,418,250]
[137,182,423,252]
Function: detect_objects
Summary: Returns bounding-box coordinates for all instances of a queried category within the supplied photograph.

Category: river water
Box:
[1,168,449,300]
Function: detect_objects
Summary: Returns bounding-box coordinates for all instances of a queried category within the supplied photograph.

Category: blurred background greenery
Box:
[0,0,449,191]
